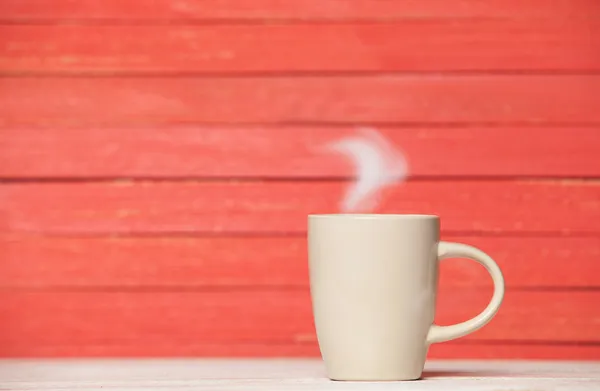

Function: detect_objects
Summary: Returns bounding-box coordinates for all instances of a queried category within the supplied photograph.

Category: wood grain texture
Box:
[1,0,598,21]
[0,290,598,358]
[1,0,599,362]
[2,126,599,178]
[2,21,598,73]
[1,235,598,289]
[1,76,599,126]
[1,181,598,234]
[2,360,600,390]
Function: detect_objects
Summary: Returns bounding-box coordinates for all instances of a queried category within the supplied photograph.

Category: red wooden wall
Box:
[1,0,599,359]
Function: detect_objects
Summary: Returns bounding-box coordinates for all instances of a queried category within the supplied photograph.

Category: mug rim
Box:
[309,213,439,220]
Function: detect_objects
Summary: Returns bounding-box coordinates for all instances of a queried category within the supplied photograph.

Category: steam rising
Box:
[327,128,408,212]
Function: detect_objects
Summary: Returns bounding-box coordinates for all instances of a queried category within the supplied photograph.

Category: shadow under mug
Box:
[308,214,505,381]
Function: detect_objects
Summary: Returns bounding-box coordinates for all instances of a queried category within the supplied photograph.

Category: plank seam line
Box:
[0,286,598,293]
[2,123,599,128]
[3,340,600,346]
[2,232,597,238]
[0,16,586,26]
[2,177,600,183]
[2,121,599,127]
[2,70,600,78]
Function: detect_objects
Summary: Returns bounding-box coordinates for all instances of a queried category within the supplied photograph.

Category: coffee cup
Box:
[308,214,504,381]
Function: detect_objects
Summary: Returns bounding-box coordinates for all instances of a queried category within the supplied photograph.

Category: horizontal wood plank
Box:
[0,0,598,21]
[1,181,598,234]
[1,236,598,289]
[2,21,598,73]
[0,291,597,356]
[2,126,599,178]
[1,76,599,126]
[2,342,599,360]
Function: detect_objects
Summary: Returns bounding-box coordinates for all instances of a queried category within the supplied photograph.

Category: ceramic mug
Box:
[308,214,504,381]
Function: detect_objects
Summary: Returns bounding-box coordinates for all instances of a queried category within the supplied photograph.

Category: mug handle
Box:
[427,241,505,344]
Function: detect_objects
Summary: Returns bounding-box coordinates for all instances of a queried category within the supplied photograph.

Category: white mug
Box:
[308,214,504,381]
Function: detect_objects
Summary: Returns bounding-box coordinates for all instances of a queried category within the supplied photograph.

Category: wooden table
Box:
[0,359,598,390]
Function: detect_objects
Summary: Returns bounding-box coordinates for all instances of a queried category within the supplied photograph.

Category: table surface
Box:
[0,359,599,391]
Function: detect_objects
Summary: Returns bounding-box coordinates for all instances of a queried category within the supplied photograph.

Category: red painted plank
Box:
[3,341,599,360]
[1,236,598,289]
[2,126,598,178]
[2,21,598,73]
[0,0,597,21]
[0,291,597,355]
[1,76,599,126]
[1,181,598,234]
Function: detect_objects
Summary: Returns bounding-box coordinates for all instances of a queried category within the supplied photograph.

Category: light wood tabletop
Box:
[0,359,598,390]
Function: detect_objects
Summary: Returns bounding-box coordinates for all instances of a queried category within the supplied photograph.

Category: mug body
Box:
[308,214,440,381]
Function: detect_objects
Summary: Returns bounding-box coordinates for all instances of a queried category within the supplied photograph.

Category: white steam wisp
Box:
[326,127,408,212]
